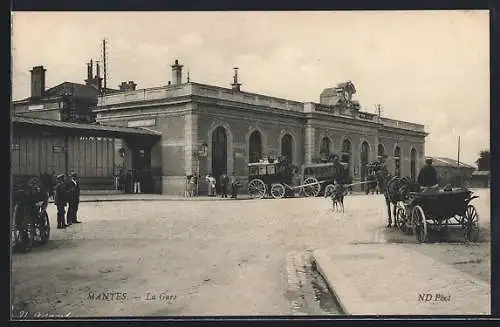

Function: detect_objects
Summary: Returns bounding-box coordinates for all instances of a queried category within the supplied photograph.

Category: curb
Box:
[311,250,354,315]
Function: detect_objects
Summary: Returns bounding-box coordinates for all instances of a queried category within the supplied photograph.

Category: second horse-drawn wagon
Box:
[247,160,348,199]
[394,187,480,243]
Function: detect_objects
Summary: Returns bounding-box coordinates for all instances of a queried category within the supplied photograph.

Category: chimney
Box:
[128,81,137,91]
[94,61,103,90]
[171,59,183,85]
[87,60,93,81]
[30,66,46,98]
[119,81,137,92]
[231,67,241,91]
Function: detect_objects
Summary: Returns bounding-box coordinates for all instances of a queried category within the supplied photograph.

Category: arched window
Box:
[281,134,293,162]
[341,139,352,172]
[320,137,331,159]
[212,126,228,188]
[377,144,385,159]
[394,146,401,177]
[410,148,417,180]
[249,131,262,163]
[360,141,370,189]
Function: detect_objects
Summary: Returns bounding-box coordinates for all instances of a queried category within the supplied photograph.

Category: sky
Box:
[11,11,490,166]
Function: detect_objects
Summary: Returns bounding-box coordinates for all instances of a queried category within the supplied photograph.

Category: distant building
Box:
[470,170,490,188]
[12,61,126,123]
[94,59,428,195]
[426,156,476,187]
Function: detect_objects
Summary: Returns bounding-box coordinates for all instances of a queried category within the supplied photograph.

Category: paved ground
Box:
[11,189,490,317]
[313,244,490,315]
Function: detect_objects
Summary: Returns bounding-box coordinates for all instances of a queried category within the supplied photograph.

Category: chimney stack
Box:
[94,61,103,90]
[231,67,241,91]
[171,59,183,85]
[30,66,46,98]
[85,59,94,85]
[119,81,137,92]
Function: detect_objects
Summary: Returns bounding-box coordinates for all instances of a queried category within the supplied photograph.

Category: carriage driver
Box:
[417,158,439,189]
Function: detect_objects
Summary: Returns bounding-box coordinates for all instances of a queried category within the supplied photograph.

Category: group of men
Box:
[54,172,81,229]
[205,171,242,198]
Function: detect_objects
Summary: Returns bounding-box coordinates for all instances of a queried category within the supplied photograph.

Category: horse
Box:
[370,163,419,228]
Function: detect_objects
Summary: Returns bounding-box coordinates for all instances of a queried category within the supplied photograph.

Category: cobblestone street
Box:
[11,189,490,317]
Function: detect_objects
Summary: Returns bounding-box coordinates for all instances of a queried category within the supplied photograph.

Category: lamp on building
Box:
[198,142,208,158]
[191,142,208,196]
[118,147,127,158]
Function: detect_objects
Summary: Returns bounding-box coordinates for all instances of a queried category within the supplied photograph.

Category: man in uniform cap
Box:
[418,158,439,188]
[54,174,69,229]
[68,171,81,224]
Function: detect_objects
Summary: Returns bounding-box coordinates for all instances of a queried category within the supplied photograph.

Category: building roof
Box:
[472,170,490,176]
[425,156,476,169]
[11,116,161,136]
[15,82,120,102]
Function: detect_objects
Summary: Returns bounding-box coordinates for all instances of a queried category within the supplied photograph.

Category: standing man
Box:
[418,158,439,188]
[220,171,229,198]
[68,172,81,224]
[206,173,216,196]
[230,171,242,199]
[54,174,69,229]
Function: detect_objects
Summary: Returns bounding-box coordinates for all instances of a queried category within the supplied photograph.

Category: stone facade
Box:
[94,64,427,195]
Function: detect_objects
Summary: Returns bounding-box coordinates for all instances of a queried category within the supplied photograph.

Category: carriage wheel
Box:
[412,205,428,243]
[248,179,266,199]
[324,184,335,197]
[35,210,50,245]
[271,184,286,199]
[395,205,407,233]
[303,177,321,197]
[463,205,479,242]
[16,215,34,253]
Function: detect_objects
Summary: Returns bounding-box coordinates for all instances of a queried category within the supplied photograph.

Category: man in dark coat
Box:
[418,158,439,188]
[220,171,229,198]
[230,171,241,199]
[54,174,69,229]
[67,172,81,224]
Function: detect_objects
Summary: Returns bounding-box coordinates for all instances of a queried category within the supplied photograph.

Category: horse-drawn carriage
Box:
[247,160,348,199]
[394,187,480,243]
[11,175,52,253]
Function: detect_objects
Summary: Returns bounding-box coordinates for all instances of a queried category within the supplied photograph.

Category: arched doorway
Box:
[341,138,352,176]
[281,134,293,162]
[320,137,331,160]
[394,146,401,177]
[249,130,262,163]
[360,141,370,191]
[211,126,227,194]
[377,144,385,159]
[410,148,417,181]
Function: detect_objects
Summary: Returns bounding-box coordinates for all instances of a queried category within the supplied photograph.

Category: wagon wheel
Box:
[271,184,286,199]
[395,205,407,233]
[248,179,266,199]
[35,210,50,245]
[463,205,480,242]
[15,213,34,253]
[302,177,321,197]
[412,205,428,243]
[324,184,335,197]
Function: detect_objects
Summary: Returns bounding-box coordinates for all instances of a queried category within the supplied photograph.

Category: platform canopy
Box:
[11,116,162,138]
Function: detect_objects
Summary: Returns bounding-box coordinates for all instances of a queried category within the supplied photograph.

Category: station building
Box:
[93,59,427,195]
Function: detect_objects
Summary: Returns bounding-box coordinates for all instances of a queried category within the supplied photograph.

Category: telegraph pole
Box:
[102,38,108,93]
[457,136,461,186]
[375,104,383,118]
